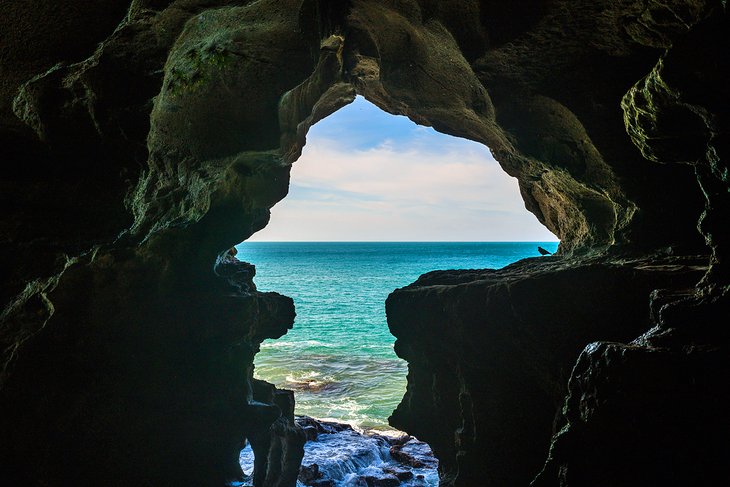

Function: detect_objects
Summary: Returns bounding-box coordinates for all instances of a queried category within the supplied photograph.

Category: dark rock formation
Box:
[0,245,300,486]
[532,306,730,486]
[249,381,306,487]
[1,1,729,486]
[387,254,708,486]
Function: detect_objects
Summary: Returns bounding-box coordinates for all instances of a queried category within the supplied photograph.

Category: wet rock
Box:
[389,440,438,470]
[296,415,355,435]
[382,466,414,481]
[389,446,425,469]
[361,474,400,487]
[386,434,411,447]
[298,463,323,485]
[301,425,319,442]
[309,481,335,487]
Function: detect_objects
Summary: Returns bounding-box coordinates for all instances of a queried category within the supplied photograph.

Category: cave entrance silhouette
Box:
[234,96,557,485]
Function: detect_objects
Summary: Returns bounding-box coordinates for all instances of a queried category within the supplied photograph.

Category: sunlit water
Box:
[235,241,559,431]
[238,418,440,486]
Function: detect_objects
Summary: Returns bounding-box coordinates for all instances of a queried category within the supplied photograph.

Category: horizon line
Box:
[239,240,561,243]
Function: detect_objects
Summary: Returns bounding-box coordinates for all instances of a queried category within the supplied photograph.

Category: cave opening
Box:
[234,96,558,486]
[2,3,727,487]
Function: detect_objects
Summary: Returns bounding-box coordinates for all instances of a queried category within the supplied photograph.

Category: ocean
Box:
[235,241,559,431]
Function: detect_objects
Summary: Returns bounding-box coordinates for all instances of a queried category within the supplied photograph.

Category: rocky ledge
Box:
[386,253,711,486]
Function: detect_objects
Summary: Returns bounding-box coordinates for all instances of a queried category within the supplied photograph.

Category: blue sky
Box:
[249,96,557,242]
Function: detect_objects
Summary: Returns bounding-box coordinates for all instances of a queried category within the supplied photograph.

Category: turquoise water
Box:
[235,242,559,431]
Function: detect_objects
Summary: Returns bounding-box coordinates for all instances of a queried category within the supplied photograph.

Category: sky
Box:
[249,96,557,242]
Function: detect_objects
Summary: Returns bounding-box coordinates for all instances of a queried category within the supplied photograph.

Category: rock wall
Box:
[1,1,728,486]
[386,255,708,486]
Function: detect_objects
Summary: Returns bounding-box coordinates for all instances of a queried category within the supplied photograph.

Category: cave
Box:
[233,95,556,484]
[1,1,729,487]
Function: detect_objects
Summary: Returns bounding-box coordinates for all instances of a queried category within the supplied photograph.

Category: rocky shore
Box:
[240,416,438,487]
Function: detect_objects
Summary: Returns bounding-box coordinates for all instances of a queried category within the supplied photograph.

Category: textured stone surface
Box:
[249,380,307,487]
[622,7,730,284]
[1,1,729,486]
[0,246,297,485]
[386,254,707,486]
[533,286,730,486]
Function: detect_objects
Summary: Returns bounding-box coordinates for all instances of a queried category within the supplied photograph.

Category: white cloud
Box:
[249,107,557,242]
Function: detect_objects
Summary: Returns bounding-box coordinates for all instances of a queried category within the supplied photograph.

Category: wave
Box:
[261,339,334,350]
[239,416,439,487]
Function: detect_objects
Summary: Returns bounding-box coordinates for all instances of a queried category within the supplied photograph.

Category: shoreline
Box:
[239,415,439,487]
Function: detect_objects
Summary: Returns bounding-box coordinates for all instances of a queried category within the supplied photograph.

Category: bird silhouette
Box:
[537,246,552,256]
